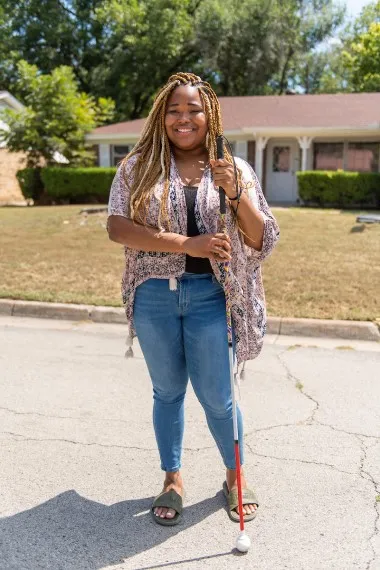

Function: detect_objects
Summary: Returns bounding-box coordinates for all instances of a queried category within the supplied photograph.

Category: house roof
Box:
[91,93,380,138]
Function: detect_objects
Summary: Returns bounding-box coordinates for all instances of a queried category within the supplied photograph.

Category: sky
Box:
[344,0,374,18]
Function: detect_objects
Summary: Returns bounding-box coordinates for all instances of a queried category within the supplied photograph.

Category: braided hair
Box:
[122,72,241,230]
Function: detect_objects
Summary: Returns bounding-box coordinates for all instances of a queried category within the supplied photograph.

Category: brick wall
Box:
[0,149,26,204]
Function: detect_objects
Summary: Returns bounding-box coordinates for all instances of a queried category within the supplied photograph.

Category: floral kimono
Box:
[108,154,279,367]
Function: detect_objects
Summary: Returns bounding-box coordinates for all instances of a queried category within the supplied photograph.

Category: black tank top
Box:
[183,185,213,274]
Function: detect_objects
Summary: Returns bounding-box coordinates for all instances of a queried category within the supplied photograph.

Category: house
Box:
[88,92,380,203]
[0,91,26,204]
[0,91,69,205]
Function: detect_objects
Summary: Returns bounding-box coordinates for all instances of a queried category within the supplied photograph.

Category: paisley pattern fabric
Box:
[108,154,279,365]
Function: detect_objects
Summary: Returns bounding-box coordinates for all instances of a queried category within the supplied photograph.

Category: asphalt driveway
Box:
[0,316,379,570]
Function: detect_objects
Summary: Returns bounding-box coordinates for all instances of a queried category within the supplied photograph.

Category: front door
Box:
[266,140,299,202]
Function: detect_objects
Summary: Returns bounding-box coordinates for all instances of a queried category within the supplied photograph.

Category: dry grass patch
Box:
[0,206,124,307]
[263,207,380,321]
[0,205,379,321]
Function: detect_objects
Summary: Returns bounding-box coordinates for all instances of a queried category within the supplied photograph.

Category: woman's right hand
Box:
[184,233,231,261]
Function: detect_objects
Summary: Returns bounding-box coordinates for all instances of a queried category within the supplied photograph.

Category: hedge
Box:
[18,166,380,208]
[16,167,44,201]
[297,171,380,208]
[41,167,117,203]
[17,167,117,204]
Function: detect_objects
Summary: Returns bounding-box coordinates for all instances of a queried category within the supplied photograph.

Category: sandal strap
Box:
[152,489,183,515]
[227,488,259,512]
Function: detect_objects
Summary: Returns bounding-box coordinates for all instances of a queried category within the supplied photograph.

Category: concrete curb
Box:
[1,299,379,342]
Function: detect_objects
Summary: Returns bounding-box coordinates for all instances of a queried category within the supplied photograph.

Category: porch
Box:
[94,134,380,204]
[232,134,380,203]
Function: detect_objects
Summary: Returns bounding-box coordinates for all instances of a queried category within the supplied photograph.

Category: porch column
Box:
[255,137,268,185]
[297,136,313,171]
[99,143,111,167]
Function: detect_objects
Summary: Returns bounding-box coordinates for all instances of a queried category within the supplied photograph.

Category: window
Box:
[111,145,130,166]
[247,141,256,168]
[347,142,380,173]
[273,146,290,172]
[313,143,343,171]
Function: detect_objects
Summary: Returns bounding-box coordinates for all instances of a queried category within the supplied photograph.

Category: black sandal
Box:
[151,489,184,526]
[223,480,259,522]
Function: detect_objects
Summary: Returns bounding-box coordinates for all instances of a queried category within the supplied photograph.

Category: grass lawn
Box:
[0,205,379,321]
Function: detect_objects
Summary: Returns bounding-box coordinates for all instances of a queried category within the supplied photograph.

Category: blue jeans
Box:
[133,272,244,472]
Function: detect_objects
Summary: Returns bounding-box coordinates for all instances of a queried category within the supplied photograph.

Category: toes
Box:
[155,507,176,519]
[236,504,258,516]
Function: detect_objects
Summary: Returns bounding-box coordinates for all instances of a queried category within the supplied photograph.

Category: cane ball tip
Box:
[236,531,251,553]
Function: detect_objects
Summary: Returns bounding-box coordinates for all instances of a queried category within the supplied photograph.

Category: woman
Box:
[107,72,279,526]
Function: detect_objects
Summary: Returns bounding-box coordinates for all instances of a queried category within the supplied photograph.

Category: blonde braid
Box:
[121,72,243,231]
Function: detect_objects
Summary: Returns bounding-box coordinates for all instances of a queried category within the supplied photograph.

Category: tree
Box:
[91,0,203,119]
[267,0,346,94]
[343,22,380,92]
[193,0,345,96]
[0,0,106,93]
[0,0,351,119]
[309,0,380,94]
[0,60,115,167]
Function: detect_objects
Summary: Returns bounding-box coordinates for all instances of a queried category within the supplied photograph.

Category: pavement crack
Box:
[2,431,157,451]
[277,350,319,424]
[2,431,216,453]
[316,421,380,441]
[246,442,355,476]
[0,406,146,426]
[355,435,380,570]
[254,422,308,433]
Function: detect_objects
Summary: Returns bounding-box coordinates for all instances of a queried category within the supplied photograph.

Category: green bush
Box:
[40,167,117,204]
[297,171,380,208]
[16,168,44,201]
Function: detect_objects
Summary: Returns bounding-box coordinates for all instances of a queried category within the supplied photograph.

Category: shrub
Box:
[297,171,380,208]
[40,167,117,204]
[16,167,44,201]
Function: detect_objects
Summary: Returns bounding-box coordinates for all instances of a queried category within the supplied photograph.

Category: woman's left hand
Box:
[210,159,236,200]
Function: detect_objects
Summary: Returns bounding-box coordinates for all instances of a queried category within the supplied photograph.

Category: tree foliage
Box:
[303,0,380,94]
[343,3,380,92]
[0,0,349,120]
[0,61,114,167]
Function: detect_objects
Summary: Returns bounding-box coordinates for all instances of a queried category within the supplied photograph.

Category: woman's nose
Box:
[176,112,192,121]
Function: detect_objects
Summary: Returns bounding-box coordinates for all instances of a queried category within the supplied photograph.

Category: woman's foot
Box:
[154,471,184,520]
[226,468,258,516]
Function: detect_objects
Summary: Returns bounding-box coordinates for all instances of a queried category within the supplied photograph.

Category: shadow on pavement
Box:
[0,489,232,569]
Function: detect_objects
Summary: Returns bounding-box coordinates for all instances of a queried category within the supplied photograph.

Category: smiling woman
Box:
[106,72,279,527]
[165,86,208,151]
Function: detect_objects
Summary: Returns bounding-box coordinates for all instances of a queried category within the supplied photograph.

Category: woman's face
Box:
[164,85,208,151]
